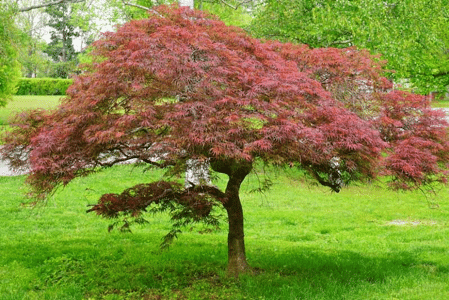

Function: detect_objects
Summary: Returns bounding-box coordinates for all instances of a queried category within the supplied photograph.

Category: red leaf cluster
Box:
[375,91,449,188]
[86,181,225,220]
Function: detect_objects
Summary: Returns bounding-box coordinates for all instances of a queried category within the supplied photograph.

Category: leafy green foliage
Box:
[16,78,73,95]
[19,37,55,78]
[250,0,449,95]
[198,0,253,27]
[0,3,22,107]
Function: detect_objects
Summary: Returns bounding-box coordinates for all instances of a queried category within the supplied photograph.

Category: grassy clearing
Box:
[1,165,448,299]
[0,95,62,125]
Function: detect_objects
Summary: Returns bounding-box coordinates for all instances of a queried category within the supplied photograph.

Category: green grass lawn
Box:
[0,95,62,125]
[1,165,448,299]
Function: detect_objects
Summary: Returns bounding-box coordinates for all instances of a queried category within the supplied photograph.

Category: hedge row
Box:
[15,78,73,95]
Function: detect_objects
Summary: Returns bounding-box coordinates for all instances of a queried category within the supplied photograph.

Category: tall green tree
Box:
[19,36,54,77]
[0,3,22,107]
[44,2,80,78]
[250,0,449,96]
[14,1,53,77]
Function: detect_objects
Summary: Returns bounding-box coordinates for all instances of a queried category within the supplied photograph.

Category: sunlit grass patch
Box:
[0,95,62,125]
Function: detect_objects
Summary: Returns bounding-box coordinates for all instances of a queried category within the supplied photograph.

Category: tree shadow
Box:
[244,246,448,299]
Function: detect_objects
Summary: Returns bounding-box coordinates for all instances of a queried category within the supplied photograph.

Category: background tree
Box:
[0,0,156,100]
[15,0,114,78]
[14,0,53,77]
[3,5,449,276]
[250,0,449,96]
[0,3,22,107]
[19,36,54,78]
[11,0,255,78]
[69,0,103,52]
[44,2,81,78]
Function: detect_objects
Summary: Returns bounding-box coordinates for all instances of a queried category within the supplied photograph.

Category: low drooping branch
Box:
[87,181,227,218]
[86,180,227,244]
[94,152,172,169]
[308,167,343,193]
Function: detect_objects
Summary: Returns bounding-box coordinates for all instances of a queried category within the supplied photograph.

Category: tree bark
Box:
[212,159,252,276]
[185,159,211,188]
[224,176,250,276]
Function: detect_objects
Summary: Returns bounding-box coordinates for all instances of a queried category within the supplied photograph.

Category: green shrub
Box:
[16,78,73,95]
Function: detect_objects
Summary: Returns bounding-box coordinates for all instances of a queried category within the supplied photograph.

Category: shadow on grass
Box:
[2,235,447,299]
[245,247,449,299]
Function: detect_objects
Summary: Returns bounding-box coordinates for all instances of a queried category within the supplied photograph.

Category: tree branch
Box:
[121,1,151,11]
[142,187,175,207]
[218,0,237,9]
[216,0,253,10]
[187,184,227,202]
[121,1,163,17]
[328,39,353,46]
[18,0,163,18]
[18,0,86,12]
[431,71,449,78]
[307,167,342,193]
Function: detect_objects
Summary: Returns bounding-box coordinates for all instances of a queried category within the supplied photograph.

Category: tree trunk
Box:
[224,180,251,276]
[218,160,253,276]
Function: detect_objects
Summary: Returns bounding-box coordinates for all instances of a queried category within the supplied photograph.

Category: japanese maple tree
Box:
[2,5,449,276]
